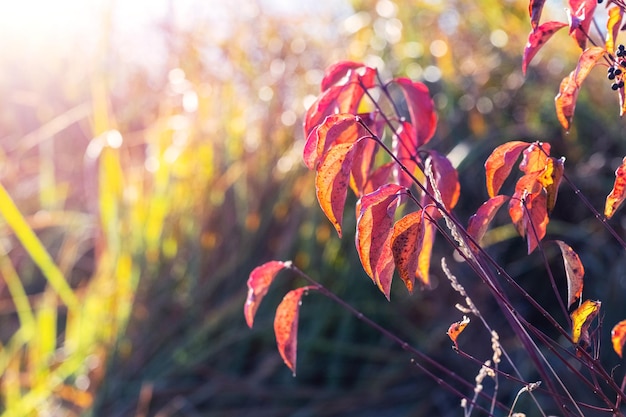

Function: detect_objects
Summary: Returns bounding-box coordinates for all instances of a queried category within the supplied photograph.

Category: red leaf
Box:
[555,240,584,308]
[509,179,548,254]
[356,184,405,298]
[423,150,460,218]
[316,141,360,237]
[391,210,424,293]
[245,261,289,328]
[447,316,470,349]
[360,162,395,196]
[303,114,362,170]
[571,299,601,344]
[567,0,597,50]
[484,141,530,198]
[394,78,437,147]
[321,61,376,92]
[393,121,423,189]
[611,319,626,358]
[522,22,567,75]
[349,138,380,197]
[529,0,547,30]
[467,195,510,246]
[606,6,623,53]
[605,156,626,219]
[274,286,316,376]
[303,64,377,138]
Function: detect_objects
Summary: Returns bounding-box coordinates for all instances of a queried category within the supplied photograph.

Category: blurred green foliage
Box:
[1,0,626,416]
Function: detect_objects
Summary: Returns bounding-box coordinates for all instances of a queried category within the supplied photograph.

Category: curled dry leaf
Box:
[570,299,601,344]
[605,156,626,219]
[555,240,584,308]
[484,141,530,198]
[606,6,623,53]
[611,320,626,358]
[447,316,470,349]
[274,286,316,376]
[245,261,289,328]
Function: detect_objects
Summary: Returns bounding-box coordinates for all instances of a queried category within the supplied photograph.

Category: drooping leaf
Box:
[555,71,578,131]
[573,46,605,84]
[349,137,380,197]
[467,195,510,246]
[393,120,423,189]
[422,150,460,218]
[605,156,626,219]
[606,6,624,54]
[391,210,424,293]
[303,114,362,170]
[316,141,360,237]
[555,240,584,308]
[274,286,316,376]
[509,180,548,254]
[321,61,370,91]
[484,141,530,198]
[529,0,547,30]
[538,157,565,213]
[447,316,470,349]
[620,84,626,117]
[519,142,551,175]
[522,22,567,75]
[245,261,289,328]
[571,299,601,344]
[356,184,405,298]
[611,319,626,358]
[394,78,437,146]
[567,0,597,50]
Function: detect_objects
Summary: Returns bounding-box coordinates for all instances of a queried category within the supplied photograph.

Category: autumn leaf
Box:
[416,218,435,288]
[447,316,470,349]
[316,141,361,237]
[356,184,405,298]
[393,120,423,189]
[529,0,547,30]
[555,240,584,308]
[538,157,565,213]
[467,195,510,246]
[303,114,362,170]
[320,61,371,91]
[519,142,551,175]
[571,299,601,344]
[605,156,626,219]
[391,210,424,293]
[522,22,567,75]
[245,261,290,328]
[611,320,626,358]
[485,141,530,198]
[567,0,597,50]
[394,78,437,147]
[349,137,380,197]
[274,286,316,376]
[422,150,460,218]
[509,182,548,254]
[606,6,624,53]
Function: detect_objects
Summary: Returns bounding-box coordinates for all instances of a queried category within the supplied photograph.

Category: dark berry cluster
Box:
[608,44,626,91]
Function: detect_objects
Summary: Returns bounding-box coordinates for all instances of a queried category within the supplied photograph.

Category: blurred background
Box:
[2,0,626,415]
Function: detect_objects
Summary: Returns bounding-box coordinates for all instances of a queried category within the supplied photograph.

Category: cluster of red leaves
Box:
[245,58,626,375]
[524,0,626,130]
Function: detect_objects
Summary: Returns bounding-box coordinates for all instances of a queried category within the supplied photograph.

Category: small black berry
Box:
[619,44,625,51]
[609,73,616,80]
[619,81,624,88]
[616,69,622,76]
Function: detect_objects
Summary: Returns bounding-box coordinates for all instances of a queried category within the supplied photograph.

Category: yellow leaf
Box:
[570,300,601,344]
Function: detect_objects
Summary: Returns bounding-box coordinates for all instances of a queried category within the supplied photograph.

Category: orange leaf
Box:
[447,316,470,349]
[391,210,424,293]
[605,156,626,219]
[555,240,584,308]
[606,6,623,53]
[519,142,551,175]
[303,114,361,170]
[611,320,626,358]
[356,184,405,298]
[538,157,565,213]
[274,286,315,376]
[467,195,510,246]
[485,141,530,198]
[315,141,360,237]
[509,181,548,254]
[245,261,289,328]
[571,299,601,344]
